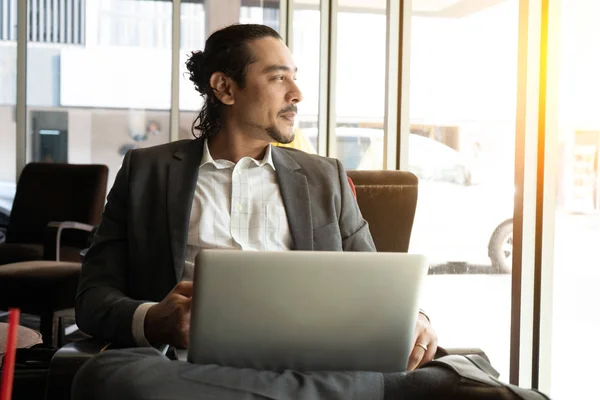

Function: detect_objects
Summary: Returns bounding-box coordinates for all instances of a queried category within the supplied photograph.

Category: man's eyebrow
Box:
[262,65,298,74]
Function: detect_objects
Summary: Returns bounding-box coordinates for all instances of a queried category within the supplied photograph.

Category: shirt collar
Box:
[200,140,276,170]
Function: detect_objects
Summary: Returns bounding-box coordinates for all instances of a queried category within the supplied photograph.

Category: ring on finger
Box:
[416,342,428,352]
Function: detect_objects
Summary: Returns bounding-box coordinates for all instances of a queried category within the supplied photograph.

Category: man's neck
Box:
[207,128,270,164]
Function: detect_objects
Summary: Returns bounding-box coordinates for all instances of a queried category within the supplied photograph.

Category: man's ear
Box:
[209,72,235,105]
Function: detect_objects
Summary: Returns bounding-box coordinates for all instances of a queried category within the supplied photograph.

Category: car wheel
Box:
[489,221,513,273]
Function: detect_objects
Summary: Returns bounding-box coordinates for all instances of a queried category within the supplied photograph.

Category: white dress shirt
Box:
[132,141,292,346]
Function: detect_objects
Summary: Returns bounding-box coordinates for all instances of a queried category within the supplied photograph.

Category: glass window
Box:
[0,0,17,242]
[179,0,281,140]
[329,0,387,170]
[549,1,600,396]
[25,0,173,190]
[408,0,519,380]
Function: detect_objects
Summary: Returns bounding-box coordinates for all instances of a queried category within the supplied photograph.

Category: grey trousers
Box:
[70,348,495,400]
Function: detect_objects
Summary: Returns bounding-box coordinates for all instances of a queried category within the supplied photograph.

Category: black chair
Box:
[0,163,108,347]
[0,162,108,265]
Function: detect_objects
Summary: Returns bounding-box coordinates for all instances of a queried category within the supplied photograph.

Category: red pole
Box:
[1,308,20,400]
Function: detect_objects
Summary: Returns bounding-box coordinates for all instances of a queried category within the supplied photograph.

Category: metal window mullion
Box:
[316,0,330,156]
[537,0,560,393]
[169,0,181,143]
[278,0,292,49]
[317,0,336,157]
[326,1,338,159]
[510,0,543,388]
[397,0,412,171]
[278,0,287,43]
[16,0,27,180]
[383,0,406,171]
[530,0,552,389]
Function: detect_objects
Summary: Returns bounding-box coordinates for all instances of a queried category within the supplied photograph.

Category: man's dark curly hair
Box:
[185,24,282,140]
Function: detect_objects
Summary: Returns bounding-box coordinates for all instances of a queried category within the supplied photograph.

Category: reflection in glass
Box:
[0,1,17,242]
[23,0,173,189]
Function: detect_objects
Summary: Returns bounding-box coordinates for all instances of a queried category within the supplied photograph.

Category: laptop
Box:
[186,249,428,372]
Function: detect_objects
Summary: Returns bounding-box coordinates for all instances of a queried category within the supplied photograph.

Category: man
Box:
[73,24,441,400]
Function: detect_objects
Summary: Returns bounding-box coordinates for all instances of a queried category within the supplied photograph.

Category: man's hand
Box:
[407,312,438,371]
[144,281,193,348]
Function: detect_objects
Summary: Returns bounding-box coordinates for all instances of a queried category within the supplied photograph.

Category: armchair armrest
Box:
[44,221,95,261]
[46,339,111,400]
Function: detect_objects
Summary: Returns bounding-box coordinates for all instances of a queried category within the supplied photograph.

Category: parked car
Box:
[408,133,473,186]
[302,127,514,273]
[411,180,514,273]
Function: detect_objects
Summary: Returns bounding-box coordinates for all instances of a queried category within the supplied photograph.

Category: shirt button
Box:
[236,204,242,212]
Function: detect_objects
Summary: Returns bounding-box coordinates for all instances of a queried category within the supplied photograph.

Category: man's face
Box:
[230,37,303,144]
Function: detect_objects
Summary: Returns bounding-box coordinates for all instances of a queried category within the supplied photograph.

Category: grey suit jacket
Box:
[76,138,376,346]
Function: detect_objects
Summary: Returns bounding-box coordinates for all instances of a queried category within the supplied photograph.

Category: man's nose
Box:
[287,81,303,104]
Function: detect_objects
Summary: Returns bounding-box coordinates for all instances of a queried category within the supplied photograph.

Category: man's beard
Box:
[268,104,298,144]
[267,126,295,144]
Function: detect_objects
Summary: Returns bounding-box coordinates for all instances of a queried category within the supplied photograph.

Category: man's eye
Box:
[274,75,285,81]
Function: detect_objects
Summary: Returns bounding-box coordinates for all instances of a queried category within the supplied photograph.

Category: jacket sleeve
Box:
[335,159,377,252]
[75,150,144,347]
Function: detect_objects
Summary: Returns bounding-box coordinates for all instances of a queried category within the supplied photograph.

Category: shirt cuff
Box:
[132,302,158,347]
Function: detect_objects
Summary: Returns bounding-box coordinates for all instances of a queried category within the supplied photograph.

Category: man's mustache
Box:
[279,105,298,115]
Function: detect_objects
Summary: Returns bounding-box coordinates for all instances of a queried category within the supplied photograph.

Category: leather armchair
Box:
[346,170,417,253]
[45,169,489,400]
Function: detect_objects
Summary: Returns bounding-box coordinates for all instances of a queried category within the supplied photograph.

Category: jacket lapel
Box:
[272,147,313,250]
[167,139,204,281]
